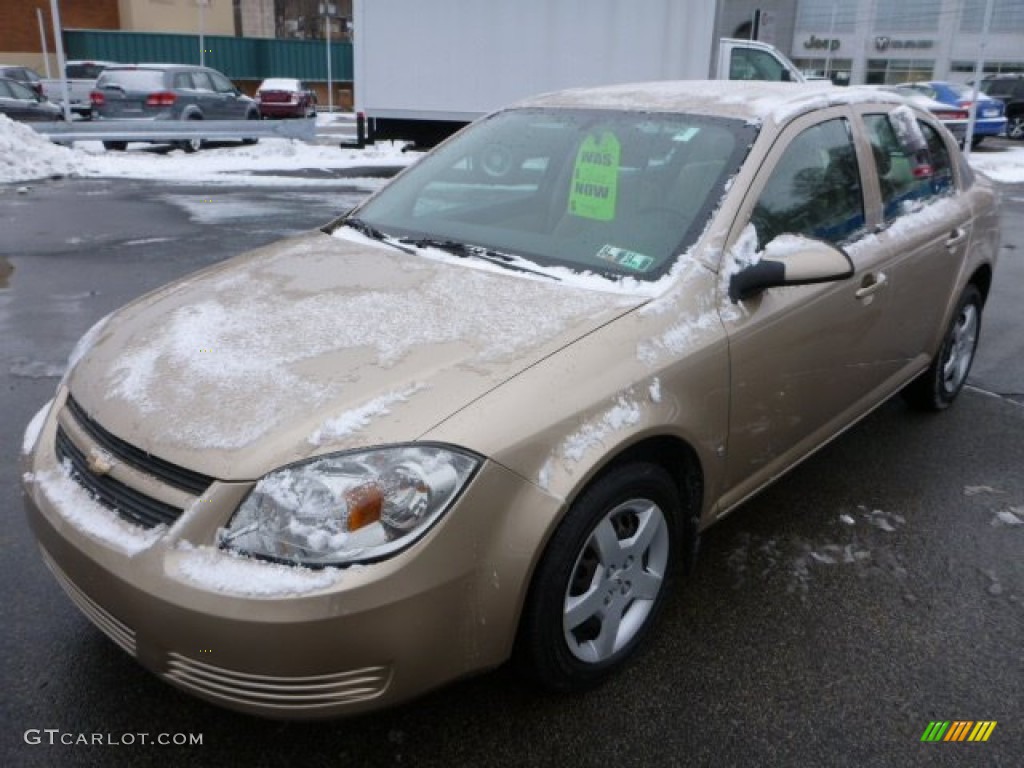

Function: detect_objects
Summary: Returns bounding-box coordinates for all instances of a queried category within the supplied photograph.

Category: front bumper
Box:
[23,395,560,718]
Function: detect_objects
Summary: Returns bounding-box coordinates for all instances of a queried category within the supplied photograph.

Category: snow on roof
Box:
[259,78,303,91]
[518,80,907,126]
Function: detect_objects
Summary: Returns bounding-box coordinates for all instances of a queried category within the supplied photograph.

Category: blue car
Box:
[901,81,1006,147]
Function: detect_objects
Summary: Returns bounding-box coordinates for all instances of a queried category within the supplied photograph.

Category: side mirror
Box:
[729,235,854,302]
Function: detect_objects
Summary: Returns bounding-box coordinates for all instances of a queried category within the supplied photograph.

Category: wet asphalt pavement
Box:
[1,160,1022,767]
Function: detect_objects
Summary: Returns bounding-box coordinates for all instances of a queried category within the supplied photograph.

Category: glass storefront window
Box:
[866,59,935,85]
[960,0,1024,32]
[795,0,856,32]
[875,0,942,32]
[792,58,853,85]
[951,60,1024,77]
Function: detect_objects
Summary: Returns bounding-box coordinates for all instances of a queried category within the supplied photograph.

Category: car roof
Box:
[103,64,211,71]
[516,80,908,126]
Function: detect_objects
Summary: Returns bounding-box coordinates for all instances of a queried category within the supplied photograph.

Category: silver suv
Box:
[91,63,258,151]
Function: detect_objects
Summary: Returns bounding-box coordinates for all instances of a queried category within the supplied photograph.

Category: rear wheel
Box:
[102,141,127,151]
[903,285,983,410]
[176,115,204,153]
[518,462,681,691]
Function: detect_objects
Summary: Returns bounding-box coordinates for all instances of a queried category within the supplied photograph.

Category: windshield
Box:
[67,63,111,79]
[96,69,166,91]
[350,108,756,281]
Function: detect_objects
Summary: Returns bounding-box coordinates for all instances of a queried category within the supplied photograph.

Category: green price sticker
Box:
[568,132,620,221]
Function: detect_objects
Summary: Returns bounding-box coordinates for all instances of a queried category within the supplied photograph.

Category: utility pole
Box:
[49,0,70,121]
[197,0,209,67]
[964,0,995,158]
[321,3,334,112]
[37,8,51,78]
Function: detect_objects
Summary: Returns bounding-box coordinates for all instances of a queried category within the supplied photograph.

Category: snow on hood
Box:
[68,231,643,480]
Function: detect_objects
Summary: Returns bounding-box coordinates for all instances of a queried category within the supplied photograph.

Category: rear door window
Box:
[98,70,165,91]
[190,72,215,91]
[209,72,235,93]
[863,111,952,221]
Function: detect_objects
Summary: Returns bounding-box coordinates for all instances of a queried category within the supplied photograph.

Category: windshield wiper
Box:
[397,237,560,281]
[344,217,414,254]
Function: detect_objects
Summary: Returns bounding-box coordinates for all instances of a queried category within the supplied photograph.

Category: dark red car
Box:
[254,78,317,119]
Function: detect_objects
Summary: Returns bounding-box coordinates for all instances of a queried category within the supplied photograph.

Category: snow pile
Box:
[0,114,82,182]
[968,146,1024,184]
[28,464,166,555]
[309,384,428,446]
[74,138,414,185]
[172,543,343,597]
[561,394,643,463]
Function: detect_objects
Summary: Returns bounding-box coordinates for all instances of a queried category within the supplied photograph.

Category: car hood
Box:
[68,230,645,481]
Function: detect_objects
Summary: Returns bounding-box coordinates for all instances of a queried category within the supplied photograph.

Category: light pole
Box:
[964,0,995,158]
[197,0,209,67]
[320,3,337,113]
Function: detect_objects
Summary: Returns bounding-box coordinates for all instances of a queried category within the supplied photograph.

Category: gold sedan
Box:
[23,81,1000,718]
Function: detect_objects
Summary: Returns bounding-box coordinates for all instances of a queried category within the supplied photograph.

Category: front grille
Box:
[66,395,214,495]
[55,426,184,529]
[41,549,137,657]
[165,654,391,712]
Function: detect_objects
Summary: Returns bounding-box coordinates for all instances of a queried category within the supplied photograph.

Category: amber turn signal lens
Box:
[345,483,384,531]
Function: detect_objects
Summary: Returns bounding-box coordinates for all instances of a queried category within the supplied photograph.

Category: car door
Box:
[188,70,219,117]
[717,108,904,513]
[0,80,28,121]
[855,107,972,368]
[208,70,245,118]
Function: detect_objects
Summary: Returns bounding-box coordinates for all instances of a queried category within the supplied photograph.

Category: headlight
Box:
[221,445,479,566]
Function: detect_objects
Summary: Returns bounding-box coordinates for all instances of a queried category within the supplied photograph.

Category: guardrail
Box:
[29,119,316,144]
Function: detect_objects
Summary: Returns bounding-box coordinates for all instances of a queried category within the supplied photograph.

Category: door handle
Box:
[945,227,967,249]
[855,272,888,299]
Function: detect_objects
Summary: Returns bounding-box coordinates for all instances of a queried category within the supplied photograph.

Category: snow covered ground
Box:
[0,114,414,186]
[3,112,1024,186]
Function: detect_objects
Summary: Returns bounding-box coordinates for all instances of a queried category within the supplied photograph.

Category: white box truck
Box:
[352,0,805,147]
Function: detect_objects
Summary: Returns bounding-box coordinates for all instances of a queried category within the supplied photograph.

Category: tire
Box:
[102,141,127,151]
[176,114,203,153]
[903,284,983,411]
[970,135,984,149]
[518,462,682,692]
[241,111,259,145]
[1008,114,1024,141]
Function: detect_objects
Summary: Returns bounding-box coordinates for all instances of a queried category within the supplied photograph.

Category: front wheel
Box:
[1008,115,1024,141]
[241,111,259,145]
[518,462,681,691]
[102,141,127,151]
[903,285,983,411]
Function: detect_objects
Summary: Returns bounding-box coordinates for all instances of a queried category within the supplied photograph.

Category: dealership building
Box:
[721,0,1024,84]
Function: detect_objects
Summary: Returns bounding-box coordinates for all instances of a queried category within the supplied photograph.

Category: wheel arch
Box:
[969,263,993,306]
[518,432,706,622]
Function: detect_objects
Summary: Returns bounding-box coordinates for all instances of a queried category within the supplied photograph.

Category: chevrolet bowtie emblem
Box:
[86,448,115,476]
